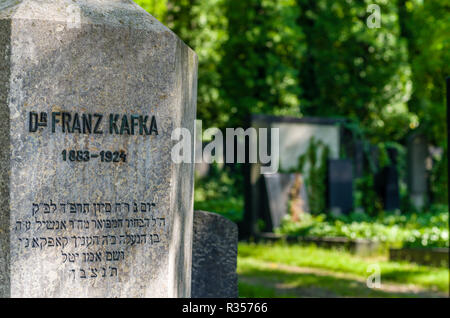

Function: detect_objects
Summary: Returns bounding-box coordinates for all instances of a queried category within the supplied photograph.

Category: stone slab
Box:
[244,114,342,237]
[0,0,197,298]
[191,211,238,298]
[263,173,309,231]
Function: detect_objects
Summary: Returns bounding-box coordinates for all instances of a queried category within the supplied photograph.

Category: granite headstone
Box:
[375,147,400,211]
[0,0,198,297]
[327,159,353,214]
[191,211,238,298]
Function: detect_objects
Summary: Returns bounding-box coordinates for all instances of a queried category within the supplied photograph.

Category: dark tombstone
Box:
[376,167,400,211]
[243,114,344,238]
[354,140,365,178]
[327,159,354,214]
[407,134,429,210]
[340,125,354,158]
[375,147,400,211]
[368,145,380,173]
[191,211,238,298]
[383,166,400,211]
[261,173,309,231]
[385,148,400,210]
[447,77,450,207]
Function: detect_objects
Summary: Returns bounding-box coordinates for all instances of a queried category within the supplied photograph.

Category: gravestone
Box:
[191,211,238,298]
[0,0,198,297]
[379,166,400,211]
[407,134,428,210]
[244,114,343,237]
[353,140,365,178]
[327,159,353,214]
[375,147,400,211]
[262,173,309,231]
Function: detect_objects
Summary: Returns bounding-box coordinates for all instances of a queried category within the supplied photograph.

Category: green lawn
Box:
[238,242,449,298]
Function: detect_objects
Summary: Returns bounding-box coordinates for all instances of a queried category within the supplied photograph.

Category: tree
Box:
[398,0,450,204]
[295,0,415,143]
[219,0,305,128]
[398,0,449,146]
[165,0,229,128]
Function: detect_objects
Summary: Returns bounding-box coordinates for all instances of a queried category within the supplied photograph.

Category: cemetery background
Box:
[135,0,449,298]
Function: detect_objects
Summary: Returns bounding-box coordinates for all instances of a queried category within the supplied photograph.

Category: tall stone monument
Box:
[0,0,198,297]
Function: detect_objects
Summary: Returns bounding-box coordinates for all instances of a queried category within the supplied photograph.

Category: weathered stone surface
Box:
[191,210,238,298]
[0,0,197,297]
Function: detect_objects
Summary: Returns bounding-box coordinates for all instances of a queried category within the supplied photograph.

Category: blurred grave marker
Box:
[328,159,354,215]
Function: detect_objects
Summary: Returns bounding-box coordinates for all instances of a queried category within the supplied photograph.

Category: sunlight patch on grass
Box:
[238,243,449,293]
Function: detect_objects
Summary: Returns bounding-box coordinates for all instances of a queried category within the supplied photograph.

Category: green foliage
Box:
[397,0,449,202]
[430,149,448,205]
[194,164,244,223]
[165,0,230,128]
[136,0,446,144]
[398,0,449,147]
[296,0,415,143]
[376,143,391,169]
[350,138,407,215]
[295,138,330,214]
[355,174,384,216]
[134,0,167,21]
[238,281,288,298]
[277,208,450,248]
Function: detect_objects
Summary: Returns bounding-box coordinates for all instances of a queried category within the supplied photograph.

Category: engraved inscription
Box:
[29,111,159,136]
[14,200,167,280]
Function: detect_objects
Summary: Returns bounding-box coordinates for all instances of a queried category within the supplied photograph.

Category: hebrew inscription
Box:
[14,200,167,280]
[1,3,197,297]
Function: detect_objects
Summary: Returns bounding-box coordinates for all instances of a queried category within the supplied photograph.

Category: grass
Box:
[238,242,449,298]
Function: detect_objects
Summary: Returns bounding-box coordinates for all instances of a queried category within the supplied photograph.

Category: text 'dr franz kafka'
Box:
[29,111,159,136]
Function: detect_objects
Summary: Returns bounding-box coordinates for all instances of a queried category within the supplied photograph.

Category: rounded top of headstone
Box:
[194,210,238,233]
[0,0,170,33]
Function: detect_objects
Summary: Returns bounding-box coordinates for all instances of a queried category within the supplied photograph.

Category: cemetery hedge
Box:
[276,206,449,249]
